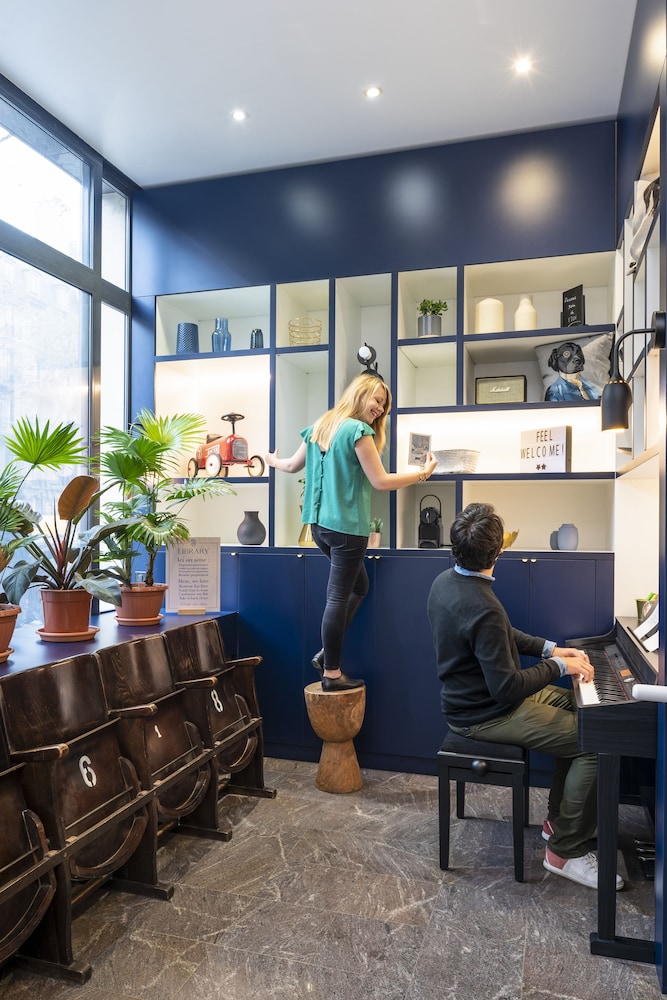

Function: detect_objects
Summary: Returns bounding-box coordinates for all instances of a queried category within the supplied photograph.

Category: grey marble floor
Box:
[0,757,662,1000]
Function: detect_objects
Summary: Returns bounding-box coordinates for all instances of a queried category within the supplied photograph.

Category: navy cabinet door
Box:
[492,557,531,633]
[528,558,602,643]
[237,551,307,747]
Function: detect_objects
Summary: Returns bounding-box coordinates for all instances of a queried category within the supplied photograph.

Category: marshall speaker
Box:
[419,495,442,549]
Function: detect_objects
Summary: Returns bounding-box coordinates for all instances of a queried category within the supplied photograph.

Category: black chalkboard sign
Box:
[561,284,585,327]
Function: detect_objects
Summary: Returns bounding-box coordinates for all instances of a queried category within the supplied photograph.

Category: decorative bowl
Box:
[503,530,519,549]
[288,317,322,346]
[433,449,480,474]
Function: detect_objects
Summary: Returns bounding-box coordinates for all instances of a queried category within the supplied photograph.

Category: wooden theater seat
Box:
[163,619,275,800]
[0,653,150,982]
[95,634,226,866]
[0,764,57,968]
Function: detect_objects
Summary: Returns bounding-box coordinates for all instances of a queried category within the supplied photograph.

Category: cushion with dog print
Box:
[534,332,613,403]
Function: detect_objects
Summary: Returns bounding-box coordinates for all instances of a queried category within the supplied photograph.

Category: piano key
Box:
[577,679,600,706]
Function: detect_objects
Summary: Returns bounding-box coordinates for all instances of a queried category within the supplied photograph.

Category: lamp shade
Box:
[600,378,633,431]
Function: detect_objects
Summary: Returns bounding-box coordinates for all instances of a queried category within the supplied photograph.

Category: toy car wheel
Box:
[205,453,223,477]
[187,458,198,478]
[248,455,265,477]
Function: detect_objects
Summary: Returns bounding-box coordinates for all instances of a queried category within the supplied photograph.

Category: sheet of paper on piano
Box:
[631,601,659,652]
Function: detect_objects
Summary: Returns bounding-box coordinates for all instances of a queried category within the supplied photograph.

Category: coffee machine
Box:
[418,495,442,548]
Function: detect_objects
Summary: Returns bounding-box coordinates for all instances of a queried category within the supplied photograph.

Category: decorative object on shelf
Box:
[636,592,657,622]
[417,299,448,338]
[188,412,265,478]
[237,511,266,545]
[177,322,199,353]
[298,519,316,547]
[549,530,560,550]
[560,285,585,327]
[211,317,231,352]
[250,328,264,349]
[514,294,537,331]
[432,449,480,474]
[475,375,526,405]
[519,425,571,474]
[419,496,442,549]
[357,342,382,379]
[535,332,612,402]
[557,523,579,551]
[408,432,431,466]
[289,317,322,346]
[600,311,667,431]
[368,517,383,549]
[629,176,659,271]
[502,530,519,549]
[475,297,504,333]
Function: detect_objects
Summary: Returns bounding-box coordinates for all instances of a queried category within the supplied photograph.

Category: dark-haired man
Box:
[427,502,622,890]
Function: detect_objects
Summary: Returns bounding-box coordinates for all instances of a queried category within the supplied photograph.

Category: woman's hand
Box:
[265,449,279,469]
[422,452,438,479]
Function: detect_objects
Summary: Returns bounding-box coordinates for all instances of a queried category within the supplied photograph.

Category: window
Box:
[102,181,128,289]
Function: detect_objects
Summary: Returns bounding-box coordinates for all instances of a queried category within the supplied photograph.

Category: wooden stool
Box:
[437,730,529,882]
[304,682,366,793]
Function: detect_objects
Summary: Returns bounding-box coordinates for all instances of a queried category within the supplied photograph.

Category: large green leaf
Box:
[4,417,86,469]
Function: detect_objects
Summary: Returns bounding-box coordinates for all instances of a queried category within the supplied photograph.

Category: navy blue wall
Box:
[133,120,616,299]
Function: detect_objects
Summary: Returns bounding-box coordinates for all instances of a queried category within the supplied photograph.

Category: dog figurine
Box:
[545,341,601,401]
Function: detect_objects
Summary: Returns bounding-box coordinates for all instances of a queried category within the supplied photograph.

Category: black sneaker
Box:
[321,672,365,691]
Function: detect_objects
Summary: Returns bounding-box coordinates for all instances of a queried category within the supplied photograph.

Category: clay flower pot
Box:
[115,583,168,625]
[0,603,20,663]
[39,590,97,642]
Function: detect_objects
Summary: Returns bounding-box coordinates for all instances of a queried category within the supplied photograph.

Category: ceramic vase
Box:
[250,328,264,349]
[475,297,504,333]
[237,511,266,545]
[557,523,579,551]
[177,322,199,353]
[514,294,537,330]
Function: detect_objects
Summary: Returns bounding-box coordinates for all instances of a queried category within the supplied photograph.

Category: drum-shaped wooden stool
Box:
[304,682,366,793]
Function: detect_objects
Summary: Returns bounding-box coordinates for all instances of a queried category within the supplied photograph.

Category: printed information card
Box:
[166,537,221,613]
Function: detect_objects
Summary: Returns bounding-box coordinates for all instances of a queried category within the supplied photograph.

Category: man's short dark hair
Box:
[450,502,504,571]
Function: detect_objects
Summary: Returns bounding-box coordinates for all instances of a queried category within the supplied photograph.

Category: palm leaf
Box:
[4,417,86,469]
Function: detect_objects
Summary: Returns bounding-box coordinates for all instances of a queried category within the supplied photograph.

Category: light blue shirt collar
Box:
[455,563,495,582]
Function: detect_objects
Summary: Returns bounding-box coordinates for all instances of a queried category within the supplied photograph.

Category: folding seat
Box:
[95,634,226,878]
[163,618,275,800]
[0,653,149,981]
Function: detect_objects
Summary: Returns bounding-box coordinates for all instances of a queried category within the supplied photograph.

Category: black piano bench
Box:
[437,731,530,882]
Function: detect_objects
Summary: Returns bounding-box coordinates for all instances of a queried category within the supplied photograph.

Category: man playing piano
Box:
[427,502,623,890]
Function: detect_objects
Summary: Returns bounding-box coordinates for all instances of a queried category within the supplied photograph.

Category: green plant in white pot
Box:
[368,516,383,548]
[417,299,448,338]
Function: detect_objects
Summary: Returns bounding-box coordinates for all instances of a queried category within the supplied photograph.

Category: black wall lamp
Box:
[600,310,666,431]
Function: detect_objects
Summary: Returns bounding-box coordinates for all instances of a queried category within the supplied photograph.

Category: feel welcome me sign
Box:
[519,425,571,473]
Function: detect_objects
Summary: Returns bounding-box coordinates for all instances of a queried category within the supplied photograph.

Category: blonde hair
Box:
[310,374,392,455]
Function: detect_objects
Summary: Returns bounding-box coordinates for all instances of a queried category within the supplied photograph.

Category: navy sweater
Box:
[427,567,561,725]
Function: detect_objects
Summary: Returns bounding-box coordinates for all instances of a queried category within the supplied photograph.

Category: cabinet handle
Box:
[231,551,238,557]
[521,558,528,563]
[530,558,536,564]
[297,553,304,558]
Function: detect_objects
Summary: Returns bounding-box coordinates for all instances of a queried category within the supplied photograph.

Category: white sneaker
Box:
[543,848,624,890]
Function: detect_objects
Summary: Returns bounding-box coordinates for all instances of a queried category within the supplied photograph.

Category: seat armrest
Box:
[175,677,216,690]
[109,703,157,719]
[10,743,69,762]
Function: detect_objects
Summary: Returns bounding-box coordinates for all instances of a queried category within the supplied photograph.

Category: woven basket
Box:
[433,449,480,474]
[288,317,322,346]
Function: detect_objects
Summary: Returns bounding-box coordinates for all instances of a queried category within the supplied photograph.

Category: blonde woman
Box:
[266,373,436,690]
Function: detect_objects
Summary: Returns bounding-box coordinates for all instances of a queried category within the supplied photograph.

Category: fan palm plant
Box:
[98,409,234,589]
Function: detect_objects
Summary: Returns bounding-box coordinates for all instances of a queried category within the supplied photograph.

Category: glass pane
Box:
[0,95,90,263]
[102,182,128,289]
[100,302,127,430]
[0,250,89,622]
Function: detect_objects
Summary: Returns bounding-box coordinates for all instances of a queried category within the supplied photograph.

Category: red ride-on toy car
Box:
[188,413,265,478]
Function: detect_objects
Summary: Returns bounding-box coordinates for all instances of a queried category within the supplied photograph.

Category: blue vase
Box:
[212,317,231,352]
[177,322,199,354]
[557,523,579,551]
[250,328,264,349]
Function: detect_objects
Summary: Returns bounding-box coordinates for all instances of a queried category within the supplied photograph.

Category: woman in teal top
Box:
[266,372,436,691]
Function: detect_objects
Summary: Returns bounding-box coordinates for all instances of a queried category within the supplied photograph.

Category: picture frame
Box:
[475,375,527,405]
[408,432,431,465]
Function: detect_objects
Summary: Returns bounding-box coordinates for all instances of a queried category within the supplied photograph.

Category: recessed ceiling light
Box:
[364,86,382,99]
[514,56,533,75]
[231,109,248,122]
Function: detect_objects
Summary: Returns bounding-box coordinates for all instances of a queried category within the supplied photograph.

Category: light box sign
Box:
[520,425,571,473]
[166,537,221,613]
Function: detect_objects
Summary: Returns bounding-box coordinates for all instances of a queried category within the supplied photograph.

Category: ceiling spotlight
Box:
[231,109,248,122]
[364,86,382,99]
[514,56,533,75]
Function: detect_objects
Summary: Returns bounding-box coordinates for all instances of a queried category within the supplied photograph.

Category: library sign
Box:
[519,425,572,473]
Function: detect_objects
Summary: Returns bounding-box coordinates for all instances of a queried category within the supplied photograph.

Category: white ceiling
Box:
[0,0,645,189]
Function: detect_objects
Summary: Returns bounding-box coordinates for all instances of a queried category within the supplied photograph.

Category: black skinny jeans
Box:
[311,524,369,669]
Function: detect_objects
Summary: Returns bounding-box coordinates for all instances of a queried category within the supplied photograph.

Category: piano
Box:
[568,617,658,964]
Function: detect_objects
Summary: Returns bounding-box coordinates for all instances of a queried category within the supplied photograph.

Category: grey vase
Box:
[237,511,266,545]
[557,523,579,551]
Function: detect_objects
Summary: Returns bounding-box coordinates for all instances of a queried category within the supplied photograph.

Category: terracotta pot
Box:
[0,603,20,663]
[40,589,93,640]
[116,583,168,625]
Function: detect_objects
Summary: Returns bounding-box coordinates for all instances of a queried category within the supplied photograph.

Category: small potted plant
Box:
[98,409,234,624]
[368,517,383,548]
[417,299,448,338]
[0,417,136,641]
